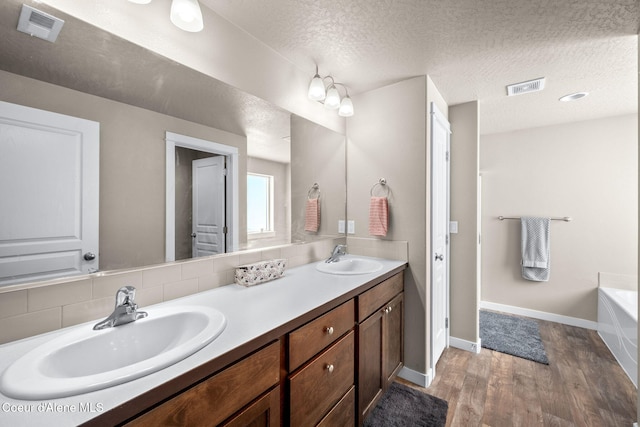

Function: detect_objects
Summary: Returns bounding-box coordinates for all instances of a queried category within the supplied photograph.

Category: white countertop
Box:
[0,255,406,426]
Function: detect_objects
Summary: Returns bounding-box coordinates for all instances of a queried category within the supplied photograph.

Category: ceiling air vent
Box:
[17,4,65,43]
[506,77,545,96]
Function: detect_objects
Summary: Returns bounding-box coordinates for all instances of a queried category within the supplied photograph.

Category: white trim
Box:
[165,132,239,262]
[398,366,432,388]
[450,336,482,354]
[480,300,598,330]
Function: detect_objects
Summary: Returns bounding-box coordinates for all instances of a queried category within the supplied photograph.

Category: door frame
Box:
[429,102,451,376]
[165,131,239,262]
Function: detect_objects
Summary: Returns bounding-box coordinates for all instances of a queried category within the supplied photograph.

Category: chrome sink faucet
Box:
[93,286,148,330]
[325,244,347,263]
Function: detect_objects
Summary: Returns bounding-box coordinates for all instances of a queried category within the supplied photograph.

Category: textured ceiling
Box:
[201,0,639,134]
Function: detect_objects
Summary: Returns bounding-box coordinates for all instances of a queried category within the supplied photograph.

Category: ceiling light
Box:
[128,0,204,32]
[559,92,589,102]
[307,67,355,117]
[338,96,354,117]
[170,0,204,32]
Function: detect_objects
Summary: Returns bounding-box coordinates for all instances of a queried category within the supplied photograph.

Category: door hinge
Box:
[446,234,449,245]
[223,226,228,234]
[445,318,449,328]
[223,168,228,176]
[446,151,449,161]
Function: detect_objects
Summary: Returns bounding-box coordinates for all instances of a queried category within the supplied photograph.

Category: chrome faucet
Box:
[325,244,347,263]
[93,286,148,330]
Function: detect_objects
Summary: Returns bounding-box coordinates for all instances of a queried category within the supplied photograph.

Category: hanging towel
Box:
[369,196,389,236]
[521,217,550,282]
[304,198,320,232]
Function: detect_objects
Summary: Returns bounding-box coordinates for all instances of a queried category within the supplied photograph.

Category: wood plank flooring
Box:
[402,318,638,427]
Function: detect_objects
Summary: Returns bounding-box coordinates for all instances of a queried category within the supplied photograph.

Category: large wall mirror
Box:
[0,1,346,287]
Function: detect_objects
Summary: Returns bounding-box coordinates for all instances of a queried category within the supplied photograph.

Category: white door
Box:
[430,102,451,370]
[0,101,99,285]
[192,156,226,257]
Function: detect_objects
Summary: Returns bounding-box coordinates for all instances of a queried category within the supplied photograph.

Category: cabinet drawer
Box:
[358,272,404,322]
[317,385,355,427]
[127,341,281,427]
[289,299,355,371]
[289,331,355,427]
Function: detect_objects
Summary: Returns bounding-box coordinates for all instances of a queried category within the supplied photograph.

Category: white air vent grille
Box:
[506,78,546,96]
[17,4,65,43]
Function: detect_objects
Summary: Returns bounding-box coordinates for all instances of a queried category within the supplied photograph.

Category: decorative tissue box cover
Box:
[235,259,287,286]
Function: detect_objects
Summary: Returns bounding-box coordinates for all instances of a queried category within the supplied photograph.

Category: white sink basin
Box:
[0,305,226,400]
[316,258,383,275]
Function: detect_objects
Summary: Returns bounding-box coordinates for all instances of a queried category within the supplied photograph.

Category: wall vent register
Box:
[17,4,65,43]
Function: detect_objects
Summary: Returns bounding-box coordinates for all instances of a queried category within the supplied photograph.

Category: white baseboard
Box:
[398,366,432,388]
[480,301,598,330]
[450,336,482,354]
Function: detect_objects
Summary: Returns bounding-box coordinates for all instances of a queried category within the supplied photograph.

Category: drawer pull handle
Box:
[325,326,334,335]
[326,364,335,373]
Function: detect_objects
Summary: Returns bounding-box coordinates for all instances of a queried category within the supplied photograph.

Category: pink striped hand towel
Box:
[304,198,320,232]
[369,196,388,236]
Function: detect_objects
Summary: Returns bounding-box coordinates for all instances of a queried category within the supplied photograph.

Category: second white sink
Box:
[0,305,226,400]
[316,257,383,275]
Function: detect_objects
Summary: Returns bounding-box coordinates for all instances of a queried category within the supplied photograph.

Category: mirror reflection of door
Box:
[0,101,99,285]
[192,156,226,258]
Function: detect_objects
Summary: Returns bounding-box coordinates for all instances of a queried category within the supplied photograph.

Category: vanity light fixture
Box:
[307,66,355,117]
[128,0,204,32]
[559,92,589,102]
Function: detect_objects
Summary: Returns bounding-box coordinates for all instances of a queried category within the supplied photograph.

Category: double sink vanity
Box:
[0,255,406,426]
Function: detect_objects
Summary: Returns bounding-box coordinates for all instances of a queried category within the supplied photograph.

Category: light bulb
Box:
[308,74,326,101]
[170,0,204,32]
[324,86,341,110]
[338,96,354,117]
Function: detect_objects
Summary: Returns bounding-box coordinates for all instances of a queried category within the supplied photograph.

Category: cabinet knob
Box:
[325,326,334,335]
[387,305,393,313]
[325,364,335,373]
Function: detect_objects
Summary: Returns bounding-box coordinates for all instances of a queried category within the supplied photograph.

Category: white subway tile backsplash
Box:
[62,297,113,328]
[28,279,92,312]
[142,264,181,288]
[0,308,61,345]
[0,290,27,319]
[164,278,199,301]
[181,258,214,280]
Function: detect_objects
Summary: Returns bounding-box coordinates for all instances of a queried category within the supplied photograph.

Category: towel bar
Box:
[498,216,572,222]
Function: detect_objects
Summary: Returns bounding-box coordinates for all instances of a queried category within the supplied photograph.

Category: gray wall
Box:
[481,114,638,322]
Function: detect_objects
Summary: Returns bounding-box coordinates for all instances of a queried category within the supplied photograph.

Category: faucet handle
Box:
[115,286,137,307]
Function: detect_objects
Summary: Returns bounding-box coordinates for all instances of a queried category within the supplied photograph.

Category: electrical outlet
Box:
[347,220,355,234]
[338,220,345,233]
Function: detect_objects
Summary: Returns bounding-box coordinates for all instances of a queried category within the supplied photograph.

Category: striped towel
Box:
[369,196,389,236]
[521,217,550,282]
[304,198,320,232]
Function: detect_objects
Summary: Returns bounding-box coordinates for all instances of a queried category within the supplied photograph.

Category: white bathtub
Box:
[598,287,637,387]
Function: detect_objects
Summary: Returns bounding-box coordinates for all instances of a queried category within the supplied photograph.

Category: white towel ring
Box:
[370,178,389,197]
[308,183,321,200]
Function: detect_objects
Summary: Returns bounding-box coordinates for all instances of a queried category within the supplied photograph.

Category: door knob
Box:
[191,233,197,238]
[435,253,444,261]
[84,252,96,261]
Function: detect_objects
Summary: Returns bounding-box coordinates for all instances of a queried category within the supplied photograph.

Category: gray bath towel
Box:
[521,217,550,282]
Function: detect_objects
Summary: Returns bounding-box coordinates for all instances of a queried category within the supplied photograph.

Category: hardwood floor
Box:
[403,318,638,426]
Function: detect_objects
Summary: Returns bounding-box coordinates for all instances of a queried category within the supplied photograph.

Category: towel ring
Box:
[308,183,321,200]
[370,178,389,197]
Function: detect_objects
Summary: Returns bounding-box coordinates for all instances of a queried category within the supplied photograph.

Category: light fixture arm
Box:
[307,66,355,117]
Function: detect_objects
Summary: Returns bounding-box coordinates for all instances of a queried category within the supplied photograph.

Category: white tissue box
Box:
[235,259,287,287]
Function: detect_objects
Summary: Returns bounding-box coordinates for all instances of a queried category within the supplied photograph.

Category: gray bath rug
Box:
[480,310,549,364]
[364,382,448,427]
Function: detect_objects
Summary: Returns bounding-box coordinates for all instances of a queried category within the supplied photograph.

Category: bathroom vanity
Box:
[0,256,406,427]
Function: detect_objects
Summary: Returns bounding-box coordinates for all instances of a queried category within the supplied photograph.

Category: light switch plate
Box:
[347,220,355,234]
[338,220,345,233]
[449,221,458,234]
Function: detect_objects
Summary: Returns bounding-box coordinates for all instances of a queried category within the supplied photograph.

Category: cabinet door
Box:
[383,292,404,386]
[221,386,280,427]
[357,308,384,425]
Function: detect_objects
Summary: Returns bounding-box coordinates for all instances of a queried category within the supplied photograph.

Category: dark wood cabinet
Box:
[356,272,404,426]
[101,269,405,427]
[125,341,281,427]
